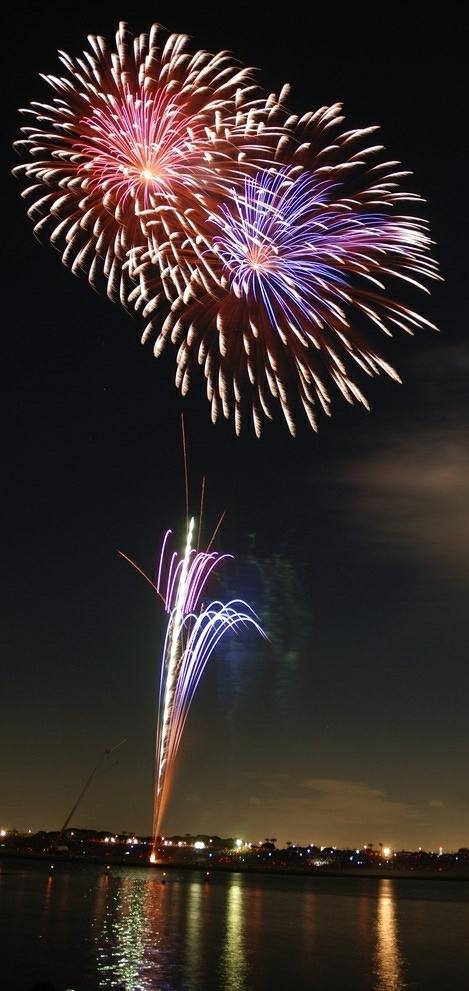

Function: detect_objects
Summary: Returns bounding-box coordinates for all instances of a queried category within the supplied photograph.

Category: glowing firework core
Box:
[247,243,276,274]
[77,91,206,211]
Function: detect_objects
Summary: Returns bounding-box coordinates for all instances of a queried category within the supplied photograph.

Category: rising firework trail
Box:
[120,515,265,857]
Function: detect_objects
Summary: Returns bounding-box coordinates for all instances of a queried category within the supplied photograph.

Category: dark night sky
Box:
[2,1,468,849]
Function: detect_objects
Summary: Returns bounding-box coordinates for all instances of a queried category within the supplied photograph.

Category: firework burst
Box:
[14,23,440,434]
[13,21,285,307]
[142,152,439,435]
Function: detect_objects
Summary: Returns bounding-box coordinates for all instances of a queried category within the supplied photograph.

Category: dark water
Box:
[1,860,468,991]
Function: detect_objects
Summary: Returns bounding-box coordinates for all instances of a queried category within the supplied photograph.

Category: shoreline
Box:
[1,850,468,882]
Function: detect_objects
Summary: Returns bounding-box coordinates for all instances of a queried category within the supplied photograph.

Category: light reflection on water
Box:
[220,882,246,991]
[97,877,144,988]
[4,862,468,990]
[96,876,173,990]
[39,874,54,942]
[94,872,411,991]
[94,873,408,991]
[374,879,404,991]
[95,874,251,991]
[185,881,203,983]
[92,871,459,991]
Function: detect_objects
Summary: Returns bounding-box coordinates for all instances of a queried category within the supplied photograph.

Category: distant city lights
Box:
[1,829,467,876]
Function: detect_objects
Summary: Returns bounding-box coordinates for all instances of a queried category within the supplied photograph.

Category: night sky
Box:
[3,1,467,850]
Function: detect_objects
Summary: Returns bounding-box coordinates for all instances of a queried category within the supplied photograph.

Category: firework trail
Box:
[122,518,264,855]
[14,22,440,434]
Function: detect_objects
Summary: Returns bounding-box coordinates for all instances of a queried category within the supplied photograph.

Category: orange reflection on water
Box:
[375,878,404,991]
[249,883,264,948]
[302,890,316,942]
[44,874,54,904]
[40,874,54,935]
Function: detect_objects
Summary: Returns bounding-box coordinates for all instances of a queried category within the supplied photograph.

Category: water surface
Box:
[1,860,468,990]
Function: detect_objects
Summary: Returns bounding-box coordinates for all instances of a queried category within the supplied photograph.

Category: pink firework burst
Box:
[13,21,286,306]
